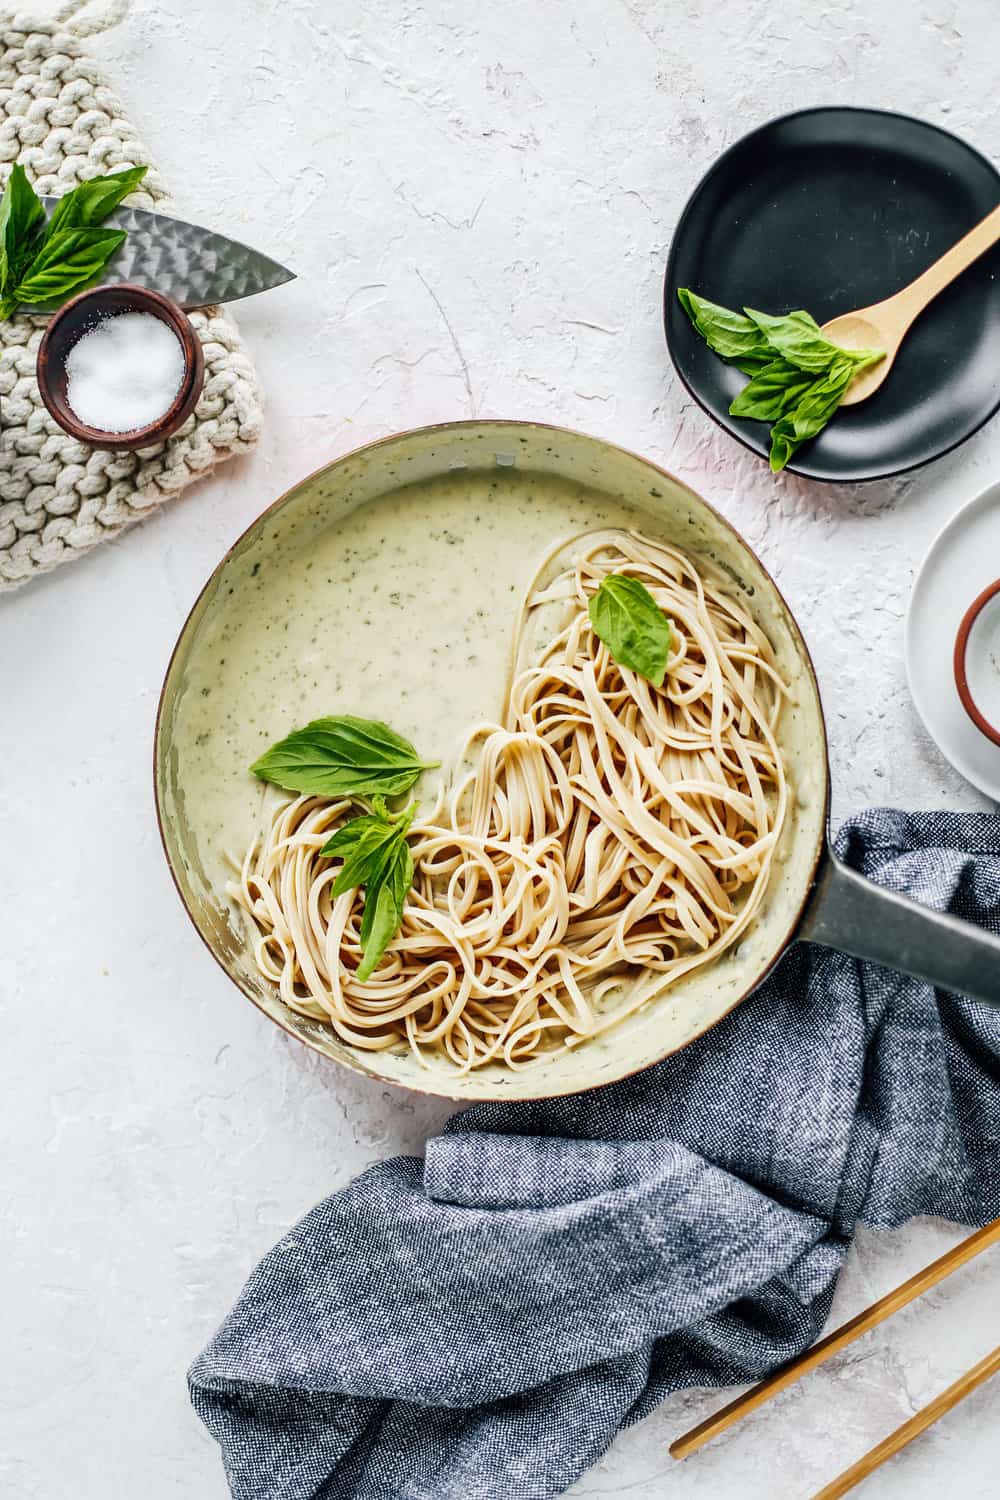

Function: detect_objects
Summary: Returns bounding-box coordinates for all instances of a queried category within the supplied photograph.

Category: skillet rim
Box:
[153,418,831,1100]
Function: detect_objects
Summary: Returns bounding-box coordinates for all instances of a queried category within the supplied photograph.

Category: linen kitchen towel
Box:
[190,808,1000,1500]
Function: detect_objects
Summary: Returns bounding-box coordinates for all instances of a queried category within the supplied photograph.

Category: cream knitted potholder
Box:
[0,0,264,590]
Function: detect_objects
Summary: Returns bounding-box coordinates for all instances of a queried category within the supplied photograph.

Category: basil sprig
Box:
[250,715,438,799]
[677,289,884,471]
[769,356,856,472]
[676,288,774,374]
[0,162,148,320]
[322,797,415,981]
[588,574,672,686]
[728,359,817,422]
[743,306,864,373]
[251,716,435,980]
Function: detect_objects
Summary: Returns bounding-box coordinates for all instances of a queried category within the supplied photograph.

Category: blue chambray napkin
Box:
[189,809,1000,1500]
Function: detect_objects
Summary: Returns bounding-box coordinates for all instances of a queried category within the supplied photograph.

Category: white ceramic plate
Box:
[906,481,1000,802]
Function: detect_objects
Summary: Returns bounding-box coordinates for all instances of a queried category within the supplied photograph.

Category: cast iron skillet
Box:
[664,107,1000,482]
[155,422,1000,1102]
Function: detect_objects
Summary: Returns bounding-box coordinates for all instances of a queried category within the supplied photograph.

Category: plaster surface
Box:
[3,2,1000,1496]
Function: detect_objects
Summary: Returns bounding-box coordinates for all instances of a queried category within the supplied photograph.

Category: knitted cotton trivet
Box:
[0,0,264,590]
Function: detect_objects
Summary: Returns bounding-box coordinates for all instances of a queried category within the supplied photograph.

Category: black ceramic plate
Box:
[664,107,1000,482]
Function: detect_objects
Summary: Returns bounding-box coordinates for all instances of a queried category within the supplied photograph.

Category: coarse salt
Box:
[65,311,187,434]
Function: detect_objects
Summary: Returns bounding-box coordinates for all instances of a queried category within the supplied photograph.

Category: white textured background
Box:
[3,1,1000,1496]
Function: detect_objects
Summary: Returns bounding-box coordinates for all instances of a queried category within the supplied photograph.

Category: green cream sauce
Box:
[172,470,654,885]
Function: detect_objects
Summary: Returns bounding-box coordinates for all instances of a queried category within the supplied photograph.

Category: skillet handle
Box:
[799,852,1000,1006]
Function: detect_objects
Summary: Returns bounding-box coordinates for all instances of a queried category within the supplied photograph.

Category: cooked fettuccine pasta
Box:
[230,529,789,1074]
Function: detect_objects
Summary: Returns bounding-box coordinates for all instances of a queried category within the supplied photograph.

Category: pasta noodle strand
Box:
[229,530,789,1074]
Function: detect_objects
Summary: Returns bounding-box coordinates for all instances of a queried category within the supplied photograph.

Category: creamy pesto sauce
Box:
[172,470,654,889]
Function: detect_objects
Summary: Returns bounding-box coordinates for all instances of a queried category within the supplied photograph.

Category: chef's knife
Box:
[25,199,295,312]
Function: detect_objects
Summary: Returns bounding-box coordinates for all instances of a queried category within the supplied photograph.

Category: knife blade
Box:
[26,199,295,311]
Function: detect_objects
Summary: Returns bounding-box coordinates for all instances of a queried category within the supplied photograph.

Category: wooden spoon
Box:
[822,203,1000,406]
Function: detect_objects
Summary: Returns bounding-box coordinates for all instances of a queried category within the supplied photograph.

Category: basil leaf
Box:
[677,286,886,471]
[318,796,416,979]
[251,715,437,798]
[321,792,391,859]
[677,288,774,372]
[743,306,843,371]
[44,164,148,240]
[323,802,415,896]
[0,164,146,317]
[333,837,392,897]
[323,801,386,859]
[358,836,409,947]
[743,306,882,374]
[0,164,45,296]
[793,312,885,369]
[728,358,817,421]
[588,574,672,687]
[768,356,856,471]
[356,837,413,981]
[11,226,126,305]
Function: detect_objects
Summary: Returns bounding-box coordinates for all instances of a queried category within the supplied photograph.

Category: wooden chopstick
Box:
[810,1341,1000,1499]
[669,1215,1000,1462]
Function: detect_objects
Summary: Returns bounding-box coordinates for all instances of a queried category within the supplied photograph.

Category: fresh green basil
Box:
[728,357,817,421]
[0,163,147,319]
[743,306,881,374]
[588,574,672,687]
[0,164,45,296]
[43,165,148,237]
[9,226,126,308]
[250,715,437,799]
[322,797,416,980]
[252,715,435,976]
[768,355,857,471]
[356,836,413,981]
[322,797,415,896]
[678,287,886,471]
[676,288,774,374]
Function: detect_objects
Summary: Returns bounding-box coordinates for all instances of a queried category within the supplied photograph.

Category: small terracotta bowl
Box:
[36,283,205,451]
[954,577,1000,747]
